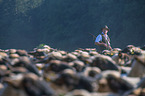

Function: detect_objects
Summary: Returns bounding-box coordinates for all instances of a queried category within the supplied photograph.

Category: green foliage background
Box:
[0,0,145,51]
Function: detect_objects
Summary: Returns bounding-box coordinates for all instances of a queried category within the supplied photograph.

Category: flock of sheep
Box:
[0,44,145,96]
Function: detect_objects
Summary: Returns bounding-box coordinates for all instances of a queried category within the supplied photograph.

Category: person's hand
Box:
[103,44,108,47]
[103,44,112,50]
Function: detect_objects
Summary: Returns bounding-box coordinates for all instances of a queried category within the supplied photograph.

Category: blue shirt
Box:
[95,32,110,45]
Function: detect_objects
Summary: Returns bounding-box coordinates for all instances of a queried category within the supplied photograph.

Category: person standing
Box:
[95,25,112,53]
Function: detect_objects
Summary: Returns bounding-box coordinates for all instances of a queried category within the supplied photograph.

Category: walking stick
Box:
[88,33,96,40]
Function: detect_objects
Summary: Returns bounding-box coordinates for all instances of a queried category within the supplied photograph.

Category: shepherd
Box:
[95,25,112,53]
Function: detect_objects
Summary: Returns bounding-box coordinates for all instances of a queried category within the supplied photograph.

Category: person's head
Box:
[102,29,108,34]
[101,25,110,34]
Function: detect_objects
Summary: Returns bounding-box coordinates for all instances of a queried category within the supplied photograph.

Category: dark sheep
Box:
[52,69,95,92]
[1,73,56,96]
[90,55,119,71]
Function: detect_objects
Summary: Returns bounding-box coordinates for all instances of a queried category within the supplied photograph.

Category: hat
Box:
[101,25,110,31]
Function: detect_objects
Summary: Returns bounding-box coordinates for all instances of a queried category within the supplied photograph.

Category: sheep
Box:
[97,70,133,95]
[128,51,145,77]
[1,73,55,96]
[90,55,120,71]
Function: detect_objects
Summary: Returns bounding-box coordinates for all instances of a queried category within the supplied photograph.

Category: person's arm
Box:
[94,35,108,47]
[95,42,108,47]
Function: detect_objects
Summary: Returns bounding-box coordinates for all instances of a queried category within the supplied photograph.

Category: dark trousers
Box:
[97,45,108,53]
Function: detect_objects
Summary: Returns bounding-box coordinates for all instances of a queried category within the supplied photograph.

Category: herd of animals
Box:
[0,44,145,96]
